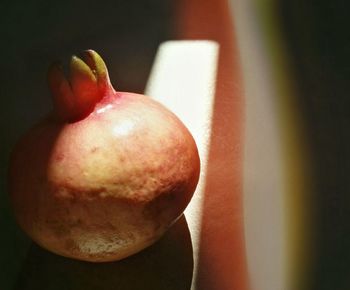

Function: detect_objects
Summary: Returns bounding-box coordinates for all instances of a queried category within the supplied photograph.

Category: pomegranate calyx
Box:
[47,50,114,123]
[82,50,113,95]
[47,62,76,122]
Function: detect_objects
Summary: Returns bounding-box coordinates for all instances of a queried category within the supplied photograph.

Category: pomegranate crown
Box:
[47,50,114,122]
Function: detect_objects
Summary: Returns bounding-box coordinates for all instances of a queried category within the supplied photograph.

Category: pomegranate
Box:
[9,50,200,262]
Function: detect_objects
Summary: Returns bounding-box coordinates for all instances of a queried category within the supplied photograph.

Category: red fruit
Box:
[9,50,200,262]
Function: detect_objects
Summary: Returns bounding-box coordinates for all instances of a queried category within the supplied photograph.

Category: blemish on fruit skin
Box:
[49,221,71,237]
[55,153,65,162]
[65,238,78,252]
[90,146,99,153]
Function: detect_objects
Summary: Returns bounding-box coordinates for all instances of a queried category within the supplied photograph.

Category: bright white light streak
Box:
[230,1,287,290]
[145,40,219,287]
[96,103,113,114]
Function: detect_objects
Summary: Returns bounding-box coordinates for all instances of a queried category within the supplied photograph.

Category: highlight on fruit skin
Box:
[9,50,200,262]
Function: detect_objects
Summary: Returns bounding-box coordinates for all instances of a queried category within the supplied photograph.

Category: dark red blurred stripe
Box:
[174,1,249,289]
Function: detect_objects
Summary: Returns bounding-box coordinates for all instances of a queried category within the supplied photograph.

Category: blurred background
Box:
[260,1,350,289]
[1,0,350,289]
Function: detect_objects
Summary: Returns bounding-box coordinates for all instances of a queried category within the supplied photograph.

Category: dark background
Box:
[278,1,350,289]
[1,0,350,289]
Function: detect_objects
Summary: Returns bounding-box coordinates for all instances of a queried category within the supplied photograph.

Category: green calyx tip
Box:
[83,50,110,89]
[70,55,98,93]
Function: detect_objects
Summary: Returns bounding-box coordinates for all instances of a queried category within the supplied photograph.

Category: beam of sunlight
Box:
[145,40,219,289]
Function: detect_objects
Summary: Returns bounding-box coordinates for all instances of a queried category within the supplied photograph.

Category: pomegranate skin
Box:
[9,91,200,262]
